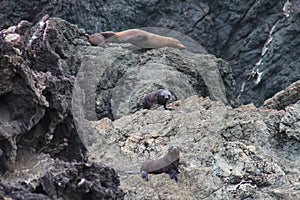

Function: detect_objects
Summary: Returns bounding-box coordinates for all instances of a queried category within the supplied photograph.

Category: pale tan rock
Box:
[80,96,299,199]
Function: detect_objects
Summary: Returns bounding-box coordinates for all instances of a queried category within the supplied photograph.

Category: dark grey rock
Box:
[238,3,300,106]
[0,17,87,174]
[0,181,51,200]
[0,149,125,200]
[1,0,299,106]
[39,160,125,200]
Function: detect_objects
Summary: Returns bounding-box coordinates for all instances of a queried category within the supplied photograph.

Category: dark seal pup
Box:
[138,89,173,110]
[140,145,181,182]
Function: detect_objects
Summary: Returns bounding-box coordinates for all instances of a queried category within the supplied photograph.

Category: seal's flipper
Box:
[100,31,116,39]
[170,169,179,182]
[164,104,174,110]
[142,171,149,181]
[101,31,121,43]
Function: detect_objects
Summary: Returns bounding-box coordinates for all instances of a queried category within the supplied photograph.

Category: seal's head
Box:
[159,90,171,100]
[156,89,171,108]
[168,144,181,160]
[89,33,105,46]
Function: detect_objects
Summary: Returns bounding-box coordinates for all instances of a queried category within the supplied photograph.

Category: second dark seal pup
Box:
[140,145,181,182]
[138,89,173,110]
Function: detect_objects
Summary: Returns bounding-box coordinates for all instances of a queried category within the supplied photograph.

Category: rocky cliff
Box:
[1,0,300,106]
[0,0,300,199]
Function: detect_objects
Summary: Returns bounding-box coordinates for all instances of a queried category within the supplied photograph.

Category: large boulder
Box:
[91,46,235,120]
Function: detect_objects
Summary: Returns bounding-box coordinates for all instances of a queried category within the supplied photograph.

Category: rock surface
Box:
[83,96,300,199]
[279,100,300,141]
[263,80,300,110]
[1,149,124,200]
[0,181,51,200]
[38,160,125,200]
[1,0,300,106]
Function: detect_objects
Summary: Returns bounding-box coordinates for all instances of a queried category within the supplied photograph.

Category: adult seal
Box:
[138,89,173,110]
[140,145,181,182]
[101,29,186,49]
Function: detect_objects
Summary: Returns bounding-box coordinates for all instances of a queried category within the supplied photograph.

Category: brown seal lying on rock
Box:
[138,89,173,110]
[140,145,181,182]
[101,29,186,49]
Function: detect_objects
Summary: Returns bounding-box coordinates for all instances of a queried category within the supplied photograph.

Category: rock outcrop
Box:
[263,80,300,110]
[0,182,51,200]
[0,17,125,199]
[1,149,124,200]
[0,17,87,174]
[82,96,300,199]
[0,15,233,199]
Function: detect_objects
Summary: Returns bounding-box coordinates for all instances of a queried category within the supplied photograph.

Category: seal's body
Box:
[138,89,172,110]
[101,29,186,49]
[140,145,181,182]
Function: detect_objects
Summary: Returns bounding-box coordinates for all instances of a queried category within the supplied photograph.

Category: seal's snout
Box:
[164,95,170,100]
